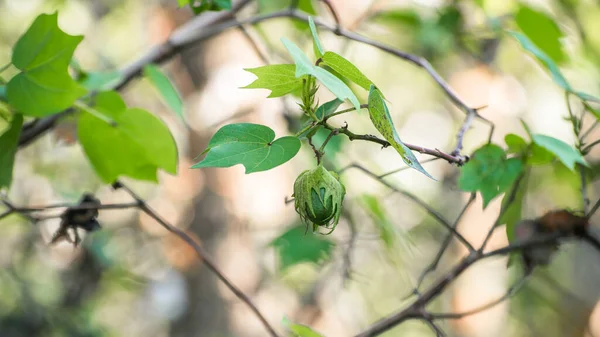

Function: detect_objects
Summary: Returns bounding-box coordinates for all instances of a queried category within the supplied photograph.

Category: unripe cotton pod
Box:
[293,164,346,234]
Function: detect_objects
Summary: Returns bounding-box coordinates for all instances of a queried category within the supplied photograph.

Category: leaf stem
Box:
[0,63,10,74]
[294,123,316,137]
[73,101,117,127]
[323,103,368,121]
[318,129,339,154]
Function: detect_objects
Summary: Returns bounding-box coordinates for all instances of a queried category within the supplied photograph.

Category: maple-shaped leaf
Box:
[243,64,303,98]
[6,12,87,116]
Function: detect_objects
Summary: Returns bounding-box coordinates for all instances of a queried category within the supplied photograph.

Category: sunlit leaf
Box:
[78,91,178,183]
[367,85,433,179]
[458,144,523,208]
[243,64,303,98]
[532,134,586,170]
[321,52,373,91]
[515,5,565,64]
[0,114,23,188]
[281,38,360,111]
[6,13,86,116]
[270,225,334,271]
[144,64,184,122]
[191,123,300,173]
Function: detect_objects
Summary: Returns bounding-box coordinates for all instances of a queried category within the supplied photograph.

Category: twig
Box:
[377,158,440,179]
[412,193,476,293]
[430,274,529,320]
[340,163,475,252]
[588,197,600,217]
[323,122,466,165]
[451,110,476,156]
[319,0,341,30]
[113,181,281,337]
[20,6,477,148]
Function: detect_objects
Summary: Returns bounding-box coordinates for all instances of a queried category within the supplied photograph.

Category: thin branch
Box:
[413,193,476,293]
[113,181,281,337]
[324,123,466,165]
[319,0,341,29]
[451,109,476,156]
[377,158,440,179]
[430,274,529,320]
[588,197,600,217]
[340,163,475,252]
[580,164,590,213]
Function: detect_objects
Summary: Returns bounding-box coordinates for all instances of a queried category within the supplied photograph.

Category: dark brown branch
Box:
[412,193,476,294]
[323,123,466,165]
[114,181,281,337]
[430,274,529,320]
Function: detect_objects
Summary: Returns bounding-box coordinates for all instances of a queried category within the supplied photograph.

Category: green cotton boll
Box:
[293,165,345,234]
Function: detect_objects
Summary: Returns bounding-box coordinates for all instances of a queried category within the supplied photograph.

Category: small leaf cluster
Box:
[0,13,184,188]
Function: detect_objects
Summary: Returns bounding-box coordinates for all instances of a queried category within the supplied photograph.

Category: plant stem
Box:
[0,63,10,74]
[323,103,368,121]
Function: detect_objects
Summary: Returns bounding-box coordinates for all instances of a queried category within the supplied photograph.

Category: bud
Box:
[293,165,346,234]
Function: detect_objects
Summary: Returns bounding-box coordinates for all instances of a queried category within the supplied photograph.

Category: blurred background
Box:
[2,0,600,336]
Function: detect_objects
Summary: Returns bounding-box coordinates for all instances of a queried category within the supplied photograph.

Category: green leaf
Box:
[505,133,528,155]
[270,224,334,271]
[282,317,326,337]
[509,31,571,91]
[0,114,23,188]
[458,144,523,208]
[321,52,373,91]
[78,91,178,183]
[371,9,421,29]
[528,143,555,165]
[281,38,360,111]
[515,5,565,64]
[360,194,395,249]
[177,0,188,6]
[531,134,586,170]
[143,65,184,122]
[243,64,303,98]
[308,17,324,58]
[500,173,528,267]
[191,123,300,173]
[6,13,87,117]
[367,85,433,179]
[314,99,343,120]
[80,70,123,91]
[187,0,232,14]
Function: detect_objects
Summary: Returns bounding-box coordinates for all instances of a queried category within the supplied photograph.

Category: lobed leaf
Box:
[78,91,178,183]
[191,123,301,173]
[281,38,360,111]
[243,64,303,98]
[458,144,523,208]
[6,13,86,116]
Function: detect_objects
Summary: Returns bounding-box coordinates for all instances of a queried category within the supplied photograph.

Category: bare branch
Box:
[114,181,281,337]
[340,163,475,253]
